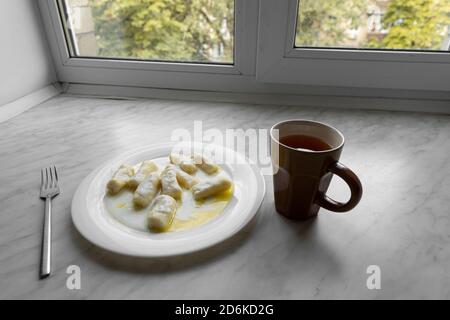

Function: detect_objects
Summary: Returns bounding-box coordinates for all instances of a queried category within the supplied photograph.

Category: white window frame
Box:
[257,0,450,91]
[38,0,259,92]
[38,0,450,94]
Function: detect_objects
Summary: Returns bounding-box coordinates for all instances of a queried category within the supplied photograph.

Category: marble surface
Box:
[0,94,449,299]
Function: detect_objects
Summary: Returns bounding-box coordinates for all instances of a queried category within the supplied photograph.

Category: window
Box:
[295,0,450,52]
[257,0,450,91]
[60,0,234,63]
[39,0,450,94]
[39,0,258,91]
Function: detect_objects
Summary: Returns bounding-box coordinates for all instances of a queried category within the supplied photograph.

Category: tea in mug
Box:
[279,135,332,152]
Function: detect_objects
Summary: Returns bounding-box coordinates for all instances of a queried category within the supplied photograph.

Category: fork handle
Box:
[40,197,52,279]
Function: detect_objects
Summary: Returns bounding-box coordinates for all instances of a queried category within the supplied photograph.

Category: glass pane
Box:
[295,0,450,51]
[61,0,234,63]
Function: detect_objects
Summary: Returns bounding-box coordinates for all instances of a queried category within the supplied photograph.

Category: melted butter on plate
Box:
[170,187,233,232]
[104,157,233,233]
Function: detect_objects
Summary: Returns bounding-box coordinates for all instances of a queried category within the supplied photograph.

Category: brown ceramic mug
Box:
[270,120,363,220]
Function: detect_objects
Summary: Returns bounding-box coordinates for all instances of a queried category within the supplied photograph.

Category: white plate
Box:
[71,142,266,257]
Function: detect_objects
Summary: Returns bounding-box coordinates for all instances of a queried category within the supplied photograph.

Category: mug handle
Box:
[316,162,363,213]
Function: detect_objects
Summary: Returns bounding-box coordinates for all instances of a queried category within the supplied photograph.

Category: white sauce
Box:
[104,157,233,233]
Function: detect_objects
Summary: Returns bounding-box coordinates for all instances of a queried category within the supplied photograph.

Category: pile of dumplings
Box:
[106,153,233,232]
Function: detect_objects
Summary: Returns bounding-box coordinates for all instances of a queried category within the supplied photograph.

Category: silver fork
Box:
[40,166,60,279]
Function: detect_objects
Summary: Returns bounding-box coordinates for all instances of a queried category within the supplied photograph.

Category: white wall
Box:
[0,0,56,106]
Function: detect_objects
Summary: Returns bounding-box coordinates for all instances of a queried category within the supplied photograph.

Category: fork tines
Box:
[40,166,60,197]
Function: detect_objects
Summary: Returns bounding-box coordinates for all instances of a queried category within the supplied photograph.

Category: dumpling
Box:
[192,176,232,200]
[107,165,134,195]
[133,172,160,208]
[176,169,198,189]
[192,153,219,175]
[170,153,197,174]
[147,195,177,231]
[160,165,183,200]
[127,160,158,189]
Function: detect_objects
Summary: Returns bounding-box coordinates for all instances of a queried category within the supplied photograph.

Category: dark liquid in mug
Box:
[280,135,332,152]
